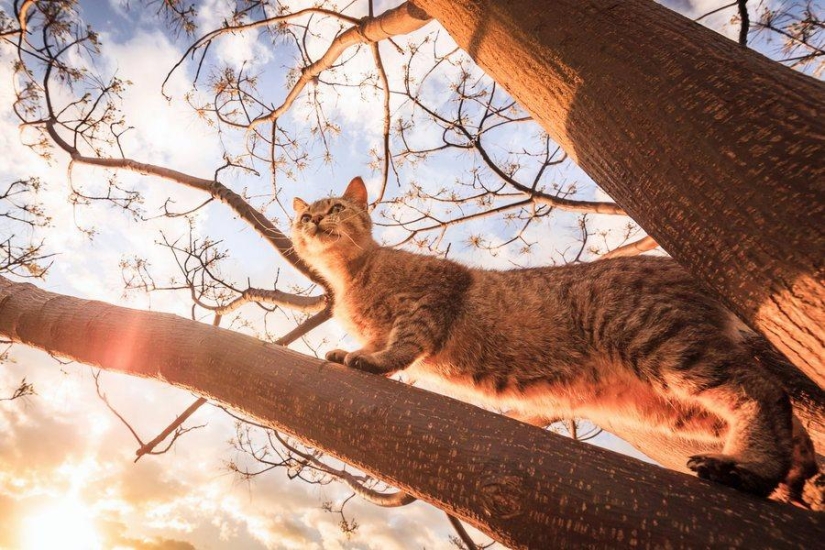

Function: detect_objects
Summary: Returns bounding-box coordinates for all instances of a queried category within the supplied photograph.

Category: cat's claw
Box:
[344,351,392,375]
[687,453,776,497]
[325,349,348,364]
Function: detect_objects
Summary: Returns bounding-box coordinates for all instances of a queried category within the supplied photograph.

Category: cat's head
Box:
[291,177,374,262]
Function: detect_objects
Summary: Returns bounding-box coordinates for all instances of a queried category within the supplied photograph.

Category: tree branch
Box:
[275,308,333,345]
[601,235,658,259]
[1,275,822,549]
[0,377,34,401]
[738,0,750,46]
[247,2,432,132]
[371,41,392,205]
[214,288,328,315]
[134,397,207,462]
[133,304,331,460]
[44,120,319,284]
[402,80,627,216]
[162,6,362,97]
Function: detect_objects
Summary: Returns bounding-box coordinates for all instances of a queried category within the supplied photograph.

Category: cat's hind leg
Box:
[668,352,794,497]
[772,415,819,505]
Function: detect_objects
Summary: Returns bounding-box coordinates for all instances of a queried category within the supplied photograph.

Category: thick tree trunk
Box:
[411,0,825,386]
[0,277,822,548]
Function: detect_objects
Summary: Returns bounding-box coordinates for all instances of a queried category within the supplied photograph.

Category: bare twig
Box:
[695,2,737,22]
[44,120,318,282]
[215,287,327,316]
[371,41,392,205]
[135,397,208,461]
[93,370,205,460]
[247,2,431,132]
[447,513,484,550]
[275,308,333,345]
[738,0,750,45]
[601,235,658,259]
[0,377,35,401]
[163,7,362,97]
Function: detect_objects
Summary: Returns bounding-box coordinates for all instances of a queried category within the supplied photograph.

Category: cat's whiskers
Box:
[338,228,365,251]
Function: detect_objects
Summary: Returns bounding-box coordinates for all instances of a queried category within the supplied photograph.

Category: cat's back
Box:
[468,254,719,323]
[448,255,741,369]
[463,255,687,319]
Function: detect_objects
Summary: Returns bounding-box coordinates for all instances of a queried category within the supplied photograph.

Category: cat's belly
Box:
[405,361,727,441]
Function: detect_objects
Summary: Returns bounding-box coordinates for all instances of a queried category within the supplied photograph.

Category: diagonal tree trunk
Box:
[410,0,825,386]
[0,276,822,549]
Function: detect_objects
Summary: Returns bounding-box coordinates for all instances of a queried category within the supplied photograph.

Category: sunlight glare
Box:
[21,497,103,550]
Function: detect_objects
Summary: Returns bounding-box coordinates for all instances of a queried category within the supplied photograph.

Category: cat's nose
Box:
[311,215,323,225]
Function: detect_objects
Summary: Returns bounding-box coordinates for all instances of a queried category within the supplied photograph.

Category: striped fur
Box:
[291,177,817,499]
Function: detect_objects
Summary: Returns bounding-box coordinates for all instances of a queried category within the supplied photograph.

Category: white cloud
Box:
[196,0,275,71]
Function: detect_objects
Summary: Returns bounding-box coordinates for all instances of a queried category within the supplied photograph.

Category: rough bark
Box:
[0,276,822,549]
[411,0,825,386]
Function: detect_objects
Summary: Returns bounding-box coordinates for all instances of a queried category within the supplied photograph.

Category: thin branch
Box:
[403,83,626,215]
[0,377,35,401]
[45,120,318,283]
[371,41,392,206]
[247,2,431,132]
[214,288,328,315]
[93,370,205,460]
[447,513,482,550]
[14,0,36,36]
[163,7,362,96]
[93,370,145,445]
[601,235,659,259]
[220,403,417,507]
[275,308,333,345]
[135,397,207,462]
[695,2,737,22]
[738,0,750,46]
[271,430,417,507]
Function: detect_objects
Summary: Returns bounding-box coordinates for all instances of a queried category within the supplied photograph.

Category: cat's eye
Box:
[300,214,311,223]
[330,204,344,214]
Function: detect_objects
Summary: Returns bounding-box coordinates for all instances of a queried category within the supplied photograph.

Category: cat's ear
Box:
[293,197,309,212]
[343,177,368,208]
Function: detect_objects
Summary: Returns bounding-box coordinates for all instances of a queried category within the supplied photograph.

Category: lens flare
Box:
[21,497,102,550]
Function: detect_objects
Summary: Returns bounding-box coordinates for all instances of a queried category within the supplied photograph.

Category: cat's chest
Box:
[332,287,392,345]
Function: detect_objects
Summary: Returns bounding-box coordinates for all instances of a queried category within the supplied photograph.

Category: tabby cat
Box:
[291,177,817,499]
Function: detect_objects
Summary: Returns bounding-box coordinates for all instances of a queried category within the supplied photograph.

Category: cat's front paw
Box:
[325,349,348,364]
[344,350,393,375]
[687,453,778,497]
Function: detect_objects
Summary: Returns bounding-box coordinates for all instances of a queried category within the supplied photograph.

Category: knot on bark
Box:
[405,2,431,21]
[479,474,524,520]
[354,16,371,42]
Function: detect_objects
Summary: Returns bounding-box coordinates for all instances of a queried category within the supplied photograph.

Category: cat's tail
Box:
[744,333,824,510]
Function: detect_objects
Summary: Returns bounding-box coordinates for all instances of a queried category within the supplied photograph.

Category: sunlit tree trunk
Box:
[411,0,825,386]
[1,276,822,548]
